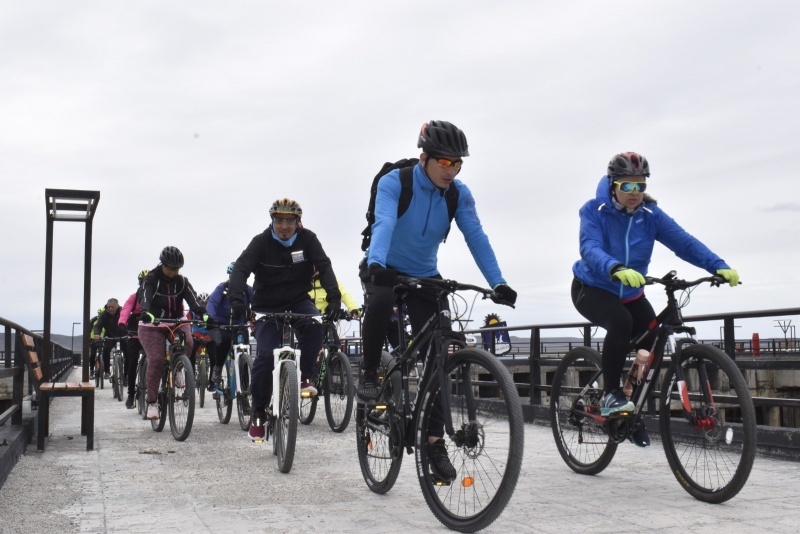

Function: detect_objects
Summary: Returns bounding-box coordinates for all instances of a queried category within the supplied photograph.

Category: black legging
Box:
[126,337,143,397]
[571,278,656,393]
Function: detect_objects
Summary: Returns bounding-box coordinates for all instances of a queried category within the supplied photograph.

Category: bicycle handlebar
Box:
[396,276,516,308]
[147,317,207,327]
[645,271,739,290]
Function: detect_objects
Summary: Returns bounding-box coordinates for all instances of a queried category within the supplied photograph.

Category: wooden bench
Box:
[20,333,95,452]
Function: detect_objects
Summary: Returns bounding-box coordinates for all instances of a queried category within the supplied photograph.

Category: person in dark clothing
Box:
[92,298,127,379]
[138,246,209,421]
[119,269,149,408]
[228,198,345,442]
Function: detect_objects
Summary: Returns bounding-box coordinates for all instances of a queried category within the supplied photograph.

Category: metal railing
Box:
[0,316,75,427]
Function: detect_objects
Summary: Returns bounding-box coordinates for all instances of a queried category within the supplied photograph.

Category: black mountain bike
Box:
[106,336,128,402]
[550,271,756,503]
[148,318,202,441]
[355,277,524,533]
[299,316,355,433]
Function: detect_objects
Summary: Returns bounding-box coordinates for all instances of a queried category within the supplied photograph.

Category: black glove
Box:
[231,301,247,320]
[491,283,517,306]
[325,300,346,322]
[369,264,398,287]
[195,306,207,316]
[141,311,155,324]
[203,314,216,327]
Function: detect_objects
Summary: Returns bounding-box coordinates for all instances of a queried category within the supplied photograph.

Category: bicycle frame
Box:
[219,325,251,400]
[377,280,480,449]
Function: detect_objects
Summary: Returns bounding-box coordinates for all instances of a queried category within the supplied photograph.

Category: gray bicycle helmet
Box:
[417,120,469,157]
[159,246,184,268]
[269,198,303,218]
[608,152,650,178]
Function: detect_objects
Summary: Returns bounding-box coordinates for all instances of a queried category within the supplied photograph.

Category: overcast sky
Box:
[2,1,799,343]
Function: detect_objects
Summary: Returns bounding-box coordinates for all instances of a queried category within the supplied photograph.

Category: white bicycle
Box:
[214,323,254,429]
[255,311,319,474]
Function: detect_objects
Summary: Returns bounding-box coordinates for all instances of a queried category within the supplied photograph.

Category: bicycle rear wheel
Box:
[356,351,403,494]
[324,351,353,432]
[550,346,617,475]
[237,353,254,431]
[299,386,318,425]
[659,343,756,503]
[415,348,524,532]
[275,361,298,473]
[197,355,207,409]
[114,354,124,401]
[168,353,196,441]
[216,359,233,424]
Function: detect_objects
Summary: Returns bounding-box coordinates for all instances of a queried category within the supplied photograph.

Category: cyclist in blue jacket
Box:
[359,120,517,482]
[207,262,254,390]
[571,152,739,447]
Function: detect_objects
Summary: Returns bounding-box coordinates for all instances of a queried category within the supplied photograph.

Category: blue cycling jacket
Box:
[572,176,730,300]
[366,162,505,287]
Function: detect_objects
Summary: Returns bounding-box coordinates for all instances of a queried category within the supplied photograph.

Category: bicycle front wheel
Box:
[550,347,617,475]
[168,354,196,441]
[415,348,524,533]
[197,356,207,409]
[113,355,124,401]
[137,355,148,419]
[152,366,167,432]
[216,360,233,424]
[237,354,254,431]
[355,351,403,494]
[275,361,298,473]
[324,351,354,432]
[659,343,756,503]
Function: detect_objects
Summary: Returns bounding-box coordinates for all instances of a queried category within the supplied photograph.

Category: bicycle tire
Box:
[168,353,195,441]
[197,357,207,409]
[152,368,167,432]
[355,351,403,494]
[299,367,318,426]
[416,348,524,532]
[96,357,103,390]
[659,343,756,503]
[275,361,298,473]
[324,351,353,432]
[550,346,617,475]
[216,359,233,424]
[113,354,124,401]
[237,353,254,431]
[137,355,148,419]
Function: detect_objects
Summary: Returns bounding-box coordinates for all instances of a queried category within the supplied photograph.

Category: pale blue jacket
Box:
[366,162,506,287]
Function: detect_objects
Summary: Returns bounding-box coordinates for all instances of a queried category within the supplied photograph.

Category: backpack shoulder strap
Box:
[397,166,415,218]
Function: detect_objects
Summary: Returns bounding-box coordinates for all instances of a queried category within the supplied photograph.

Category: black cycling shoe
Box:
[629,417,651,447]
[427,438,457,483]
[357,370,380,402]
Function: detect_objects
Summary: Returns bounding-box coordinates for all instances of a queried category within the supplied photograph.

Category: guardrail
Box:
[0,317,75,427]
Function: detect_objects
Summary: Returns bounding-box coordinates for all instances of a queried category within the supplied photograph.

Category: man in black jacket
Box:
[92,298,128,379]
[228,198,345,442]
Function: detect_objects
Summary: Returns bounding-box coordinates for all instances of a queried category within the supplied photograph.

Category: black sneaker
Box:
[629,417,651,447]
[427,438,456,482]
[125,394,135,409]
[357,370,380,402]
[211,366,222,383]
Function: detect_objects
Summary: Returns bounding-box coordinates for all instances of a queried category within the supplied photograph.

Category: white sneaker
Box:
[146,403,160,420]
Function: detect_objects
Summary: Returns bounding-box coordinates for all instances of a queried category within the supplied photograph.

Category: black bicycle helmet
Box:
[608,152,650,178]
[417,120,469,157]
[159,246,184,268]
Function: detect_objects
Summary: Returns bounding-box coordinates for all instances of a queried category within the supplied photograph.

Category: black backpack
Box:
[360,158,459,251]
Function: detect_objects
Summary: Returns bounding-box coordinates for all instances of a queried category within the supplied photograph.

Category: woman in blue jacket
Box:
[571,152,739,447]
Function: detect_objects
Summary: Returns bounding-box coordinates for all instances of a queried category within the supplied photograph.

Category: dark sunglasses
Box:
[429,156,463,171]
[614,181,647,194]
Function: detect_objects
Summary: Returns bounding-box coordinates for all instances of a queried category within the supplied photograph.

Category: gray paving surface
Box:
[1,367,799,533]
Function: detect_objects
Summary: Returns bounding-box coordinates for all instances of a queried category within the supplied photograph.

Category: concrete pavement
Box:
[1,367,799,533]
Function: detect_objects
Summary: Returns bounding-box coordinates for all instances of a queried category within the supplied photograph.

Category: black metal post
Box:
[529,327,541,405]
[723,316,736,360]
[43,213,54,380]
[82,219,92,383]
